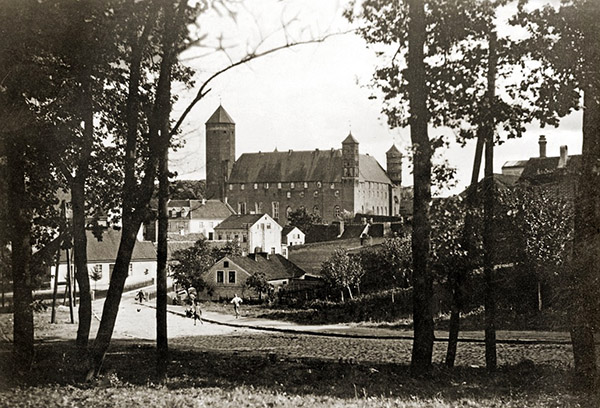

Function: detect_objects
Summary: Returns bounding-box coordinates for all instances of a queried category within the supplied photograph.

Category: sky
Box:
[170,0,582,196]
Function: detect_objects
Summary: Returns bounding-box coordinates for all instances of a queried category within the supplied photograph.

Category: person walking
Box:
[231,294,242,319]
[191,295,203,326]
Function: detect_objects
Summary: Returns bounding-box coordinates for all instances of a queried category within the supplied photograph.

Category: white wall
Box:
[248,215,282,254]
[51,260,156,291]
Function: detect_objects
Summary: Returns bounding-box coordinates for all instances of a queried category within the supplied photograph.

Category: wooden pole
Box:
[50,246,61,324]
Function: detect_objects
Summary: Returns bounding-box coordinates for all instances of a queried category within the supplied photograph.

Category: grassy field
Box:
[1,306,599,407]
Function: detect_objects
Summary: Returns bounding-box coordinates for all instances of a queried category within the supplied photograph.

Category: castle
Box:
[205,105,404,225]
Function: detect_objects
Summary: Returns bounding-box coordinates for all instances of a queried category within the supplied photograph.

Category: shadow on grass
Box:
[1,338,595,404]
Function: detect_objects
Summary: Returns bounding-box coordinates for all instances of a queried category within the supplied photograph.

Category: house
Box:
[205,105,404,224]
[282,226,305,246]
[202,253,306,300]
[166,199,235,239]
[213,213,284,255]
[50,228,157,291]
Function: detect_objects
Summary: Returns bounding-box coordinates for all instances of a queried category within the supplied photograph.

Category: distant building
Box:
[202,253,306,300]
[51,228,157,290]
[502,135,580,198]
[282,226,305,246]
[166,199,235,240]
[205,105,404,224]
[214,213,284,255]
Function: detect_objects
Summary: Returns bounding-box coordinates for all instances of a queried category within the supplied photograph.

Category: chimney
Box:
[558,145,568,168]
[538,135,547,158]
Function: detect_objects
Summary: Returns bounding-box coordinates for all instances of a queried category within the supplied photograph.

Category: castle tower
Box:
[342,133,359,179]
[386,144,402,185]
[341,133,359,215]
[205,105,235,201]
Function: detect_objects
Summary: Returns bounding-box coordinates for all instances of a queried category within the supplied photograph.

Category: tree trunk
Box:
[72,175,92,349]
[346,285,353,300]
[7,136,34,373]
[537,280,542,312]
[446,130,485,368]
[482,30,498,372]
[570,85,599,389]
[407,0,434,377]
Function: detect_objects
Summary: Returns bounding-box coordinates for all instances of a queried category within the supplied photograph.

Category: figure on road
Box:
[231,294,243,319]
[191,295,203,326]
[135,289,146,303]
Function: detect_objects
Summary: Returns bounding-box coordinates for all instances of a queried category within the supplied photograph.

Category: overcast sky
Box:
[170,0,582,196]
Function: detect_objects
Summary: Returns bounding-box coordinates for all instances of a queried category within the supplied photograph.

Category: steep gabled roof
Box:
[519,155,581,181]
[227,254,306,281]
[214,214,265,230]
[189,199,235,219]
[228,150,391,184]
[61,229,156,264]
[206,105,235,124]
[282,226,303,236]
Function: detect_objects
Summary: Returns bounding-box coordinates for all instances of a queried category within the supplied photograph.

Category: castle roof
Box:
[386,144,401,155]
[228,150,390,184]
[342,132,359,144]
[206,105,235,125]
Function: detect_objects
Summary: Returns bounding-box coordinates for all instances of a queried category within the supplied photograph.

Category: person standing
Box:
[191,296,203,326]
[231,294,242,319]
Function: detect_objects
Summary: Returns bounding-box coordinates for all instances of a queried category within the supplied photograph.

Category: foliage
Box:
[170,239,241,293]
[430,196,469,280]
[320,249,364,300]
[287,208,322,233]
[378,234,413,288]
[245,272,271,299]
[170,180,206,200]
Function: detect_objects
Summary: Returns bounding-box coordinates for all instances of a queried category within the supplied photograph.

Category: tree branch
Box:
[170,30,351,137]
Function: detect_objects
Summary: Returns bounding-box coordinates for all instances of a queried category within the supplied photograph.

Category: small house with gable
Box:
[214,213,284,255]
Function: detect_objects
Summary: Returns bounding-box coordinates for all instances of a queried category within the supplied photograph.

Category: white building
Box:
[51,228,157,291]
[214,213,284,255]
[166,199,235,240]
[282,226,305,246]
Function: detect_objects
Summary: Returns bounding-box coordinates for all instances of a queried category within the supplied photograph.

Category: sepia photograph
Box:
[0,0,599,406]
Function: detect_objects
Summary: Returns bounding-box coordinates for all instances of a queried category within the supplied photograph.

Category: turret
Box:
[342,132,359,179]
[386,144,402,185]
[205,105,235,200]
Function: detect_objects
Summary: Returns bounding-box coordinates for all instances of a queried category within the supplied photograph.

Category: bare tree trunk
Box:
[483,30,498,372]
[407,0,434,377]
[446,131,485,368]
[7,136,34,373]
[51,245,61,324]
[346,285,353,300]
[570,85,599,389]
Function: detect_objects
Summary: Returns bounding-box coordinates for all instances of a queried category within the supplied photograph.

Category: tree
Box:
[513,0,600,388]
[245,272,270,301]
[287,207,322,233]
[320,249,364,302]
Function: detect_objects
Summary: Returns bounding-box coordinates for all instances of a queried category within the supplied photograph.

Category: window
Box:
[93,264,102,279]
[286,206,292,219]
[271,247,276,254]
[129,264,133,276]
[264,182,269,189]
[334,190,340,197]
[316,181,322,188]
[277,182,282,189]
[241,184,245,190]
[243,233,248,243]
[334,205,341,219]
[272,201,279,219]
[313,190,319,197]
[286,191,291,199]
[267,223,272,229]
[228,184,233,191]
[254,183,258,190]
[330,183,335,189]
[228,271,236,283]
[218,234,223,240]
[217,271,224,283]
[290,182,295,189]
[303,182,308,189]
[299,192,305,198]
[238,202,246,214]
[224,261,229,267]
